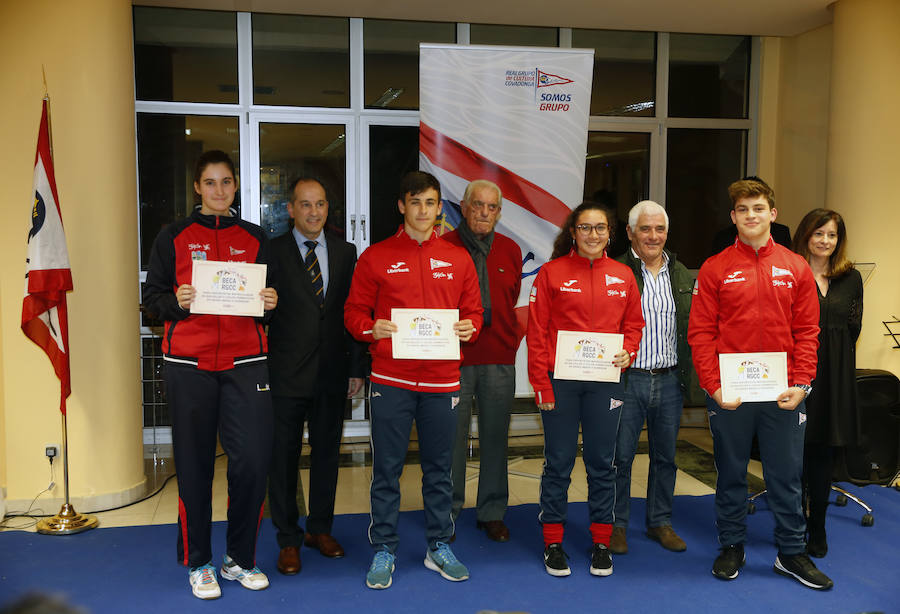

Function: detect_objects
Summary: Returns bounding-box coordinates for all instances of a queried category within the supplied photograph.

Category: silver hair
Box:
[627,200,669,230]
[462,179,502,206]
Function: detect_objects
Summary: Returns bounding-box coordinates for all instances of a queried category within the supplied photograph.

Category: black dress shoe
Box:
[477,520,510,542]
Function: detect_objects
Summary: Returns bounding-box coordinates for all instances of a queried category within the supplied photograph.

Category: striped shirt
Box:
[633,249,677,370]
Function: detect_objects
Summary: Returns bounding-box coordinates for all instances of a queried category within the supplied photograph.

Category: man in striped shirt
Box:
[611,200,696,555]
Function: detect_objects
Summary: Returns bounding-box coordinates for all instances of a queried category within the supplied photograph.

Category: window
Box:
[571,29,656,117]
[252,14,350,108]
[364,19,455,110]
[469,24,559,47]
[668,34,750,118]
[133,7,237,103]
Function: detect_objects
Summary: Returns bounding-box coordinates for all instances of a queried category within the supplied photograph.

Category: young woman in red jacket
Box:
[527,201,644,578]
[143,150,278,600]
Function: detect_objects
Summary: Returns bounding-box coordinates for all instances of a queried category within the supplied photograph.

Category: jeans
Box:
[451,364,515,522]
[614,369,683,529]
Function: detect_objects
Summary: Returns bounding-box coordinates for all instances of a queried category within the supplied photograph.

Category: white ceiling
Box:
[135,0,835,37]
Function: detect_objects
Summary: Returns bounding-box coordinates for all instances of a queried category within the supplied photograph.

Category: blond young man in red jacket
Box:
[688,178,832,590]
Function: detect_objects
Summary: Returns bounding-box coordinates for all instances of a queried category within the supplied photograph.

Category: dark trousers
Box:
[167,360,273,569]
[451,364,515,522]
[802,442,835,536]
[539,377,624,526]
[707,397,807,555]
[368,383,458,553]
[268,392,345,549]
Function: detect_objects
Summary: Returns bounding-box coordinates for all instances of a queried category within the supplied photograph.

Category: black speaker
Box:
[838,369,900,485]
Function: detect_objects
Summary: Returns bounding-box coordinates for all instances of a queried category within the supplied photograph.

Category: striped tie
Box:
[304,240,324,310]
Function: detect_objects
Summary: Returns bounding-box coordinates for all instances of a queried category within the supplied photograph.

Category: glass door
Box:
[248,114,355,242]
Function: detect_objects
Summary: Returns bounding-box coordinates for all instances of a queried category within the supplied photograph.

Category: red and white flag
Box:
[22,99,73,414]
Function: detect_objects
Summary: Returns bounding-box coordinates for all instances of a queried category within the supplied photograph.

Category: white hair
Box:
[627,200,668,230]
[462,179,502,205]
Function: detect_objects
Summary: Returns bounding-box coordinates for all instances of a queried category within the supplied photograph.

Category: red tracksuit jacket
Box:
[687,237,820,395]
[527,249,644,405]
[143,211,272,372]
[344,227,483,392]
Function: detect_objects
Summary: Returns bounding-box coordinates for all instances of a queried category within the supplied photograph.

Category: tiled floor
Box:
[7,407,767,531]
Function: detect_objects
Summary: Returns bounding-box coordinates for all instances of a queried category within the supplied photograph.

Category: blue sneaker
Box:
[424,542,469,581]
[366,547,395,589]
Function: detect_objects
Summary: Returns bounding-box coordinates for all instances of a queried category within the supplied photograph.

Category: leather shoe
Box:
[277,546,301,575]
[304,533,345,558]
[476,520,510,542]
[647,525,687,552]
[609,526,628,554]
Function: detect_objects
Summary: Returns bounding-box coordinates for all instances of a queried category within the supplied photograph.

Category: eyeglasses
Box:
[574,223,609,235]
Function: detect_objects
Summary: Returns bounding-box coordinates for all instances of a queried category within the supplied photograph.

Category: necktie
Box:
[304,240,324,310]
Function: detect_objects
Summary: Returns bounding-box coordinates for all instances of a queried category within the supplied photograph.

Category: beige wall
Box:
[761,0,900,381]
[0,0,145,508]
[825,0,900,376]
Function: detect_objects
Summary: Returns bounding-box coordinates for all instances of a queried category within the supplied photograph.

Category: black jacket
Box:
[267,230,365,398]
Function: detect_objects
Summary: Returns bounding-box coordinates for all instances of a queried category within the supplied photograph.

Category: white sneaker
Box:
[189,563,221,600]
[220,555,270,590]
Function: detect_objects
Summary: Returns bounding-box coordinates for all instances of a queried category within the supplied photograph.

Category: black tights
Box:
[802,443,836,536]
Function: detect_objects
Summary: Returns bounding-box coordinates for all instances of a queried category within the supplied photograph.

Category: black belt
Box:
[630,366,676,375]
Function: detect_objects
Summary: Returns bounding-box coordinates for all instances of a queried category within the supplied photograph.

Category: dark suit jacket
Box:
[267,230,365,399]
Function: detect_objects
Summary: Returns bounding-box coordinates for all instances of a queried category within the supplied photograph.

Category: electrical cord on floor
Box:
[0,452,226,527]
[0,457,55,529]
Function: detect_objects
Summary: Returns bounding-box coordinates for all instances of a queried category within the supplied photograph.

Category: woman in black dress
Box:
[792,209,863,558]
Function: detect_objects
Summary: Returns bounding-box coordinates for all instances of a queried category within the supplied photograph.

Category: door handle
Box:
[350,214,356,240]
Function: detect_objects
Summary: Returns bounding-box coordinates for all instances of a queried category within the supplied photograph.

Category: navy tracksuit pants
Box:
[707,396,807,555]
[166,360,274,569]
[539,377,624,526]
[368,382,458,553]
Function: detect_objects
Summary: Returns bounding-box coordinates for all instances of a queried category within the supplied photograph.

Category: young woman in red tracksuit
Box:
[527,201,644,578]
[143,150,278,600]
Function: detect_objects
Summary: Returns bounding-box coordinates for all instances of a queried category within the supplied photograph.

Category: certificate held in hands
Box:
[718,352,788,403]
[553,330,624,383]
[391,308,460,360]
[190,259,267,317]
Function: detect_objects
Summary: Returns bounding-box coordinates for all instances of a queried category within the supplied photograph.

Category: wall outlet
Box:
[45,444,59,460]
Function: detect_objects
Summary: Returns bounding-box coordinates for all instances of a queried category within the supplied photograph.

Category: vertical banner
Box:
[22,99,73,414]
[419,44,594,395]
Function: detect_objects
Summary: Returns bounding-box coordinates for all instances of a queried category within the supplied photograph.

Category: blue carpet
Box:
[2,484,898,614]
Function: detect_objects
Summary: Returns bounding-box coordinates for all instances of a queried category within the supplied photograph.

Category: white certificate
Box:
[719,352,788,403]
[553,330,624,383]
[391,308,460,360]
[190,259,267,317]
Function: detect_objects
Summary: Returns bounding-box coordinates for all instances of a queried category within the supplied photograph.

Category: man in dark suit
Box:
[267,178,365,575]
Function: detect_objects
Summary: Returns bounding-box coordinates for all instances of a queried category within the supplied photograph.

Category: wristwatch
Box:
[794,384,812,398]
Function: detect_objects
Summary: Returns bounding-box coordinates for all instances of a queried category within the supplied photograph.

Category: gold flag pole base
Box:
[36,503,99,535]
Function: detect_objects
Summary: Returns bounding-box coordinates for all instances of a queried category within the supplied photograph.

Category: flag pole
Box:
[34,93,97,536]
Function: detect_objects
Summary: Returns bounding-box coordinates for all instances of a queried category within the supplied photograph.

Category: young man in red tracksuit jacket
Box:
[688,178,832,590]
[344,171,483,590]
